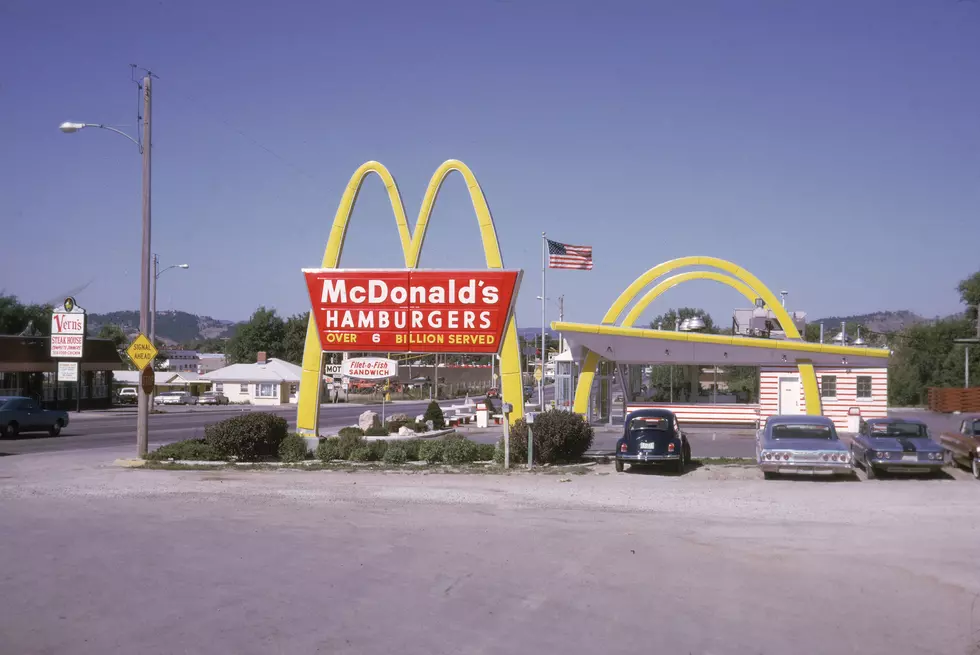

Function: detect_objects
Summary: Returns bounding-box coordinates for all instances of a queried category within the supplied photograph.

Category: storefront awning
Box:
[551,321,890,368]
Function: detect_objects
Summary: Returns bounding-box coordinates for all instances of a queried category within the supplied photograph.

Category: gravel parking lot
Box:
[1,448,979,655]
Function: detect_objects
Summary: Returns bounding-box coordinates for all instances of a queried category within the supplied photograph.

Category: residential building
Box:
[197,353,226,374]
[160,349,199,373]
[202,352,301,405]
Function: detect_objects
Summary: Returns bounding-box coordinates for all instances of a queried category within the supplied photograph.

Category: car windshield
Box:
[970,420,980,436]
[629,416,669,432]
[771,423,835,439]
[870,422,927,438]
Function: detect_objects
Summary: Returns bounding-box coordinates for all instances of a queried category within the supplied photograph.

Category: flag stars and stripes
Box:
[547,239,593,270]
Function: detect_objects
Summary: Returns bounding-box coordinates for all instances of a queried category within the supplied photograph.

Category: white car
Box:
[154,391,198,405]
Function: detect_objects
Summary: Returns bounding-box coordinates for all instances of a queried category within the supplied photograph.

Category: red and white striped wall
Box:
[625,402,761,425]
[760,366,887,431]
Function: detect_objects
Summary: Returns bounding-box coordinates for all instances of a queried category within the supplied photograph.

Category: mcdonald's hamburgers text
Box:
[304,269,522,354]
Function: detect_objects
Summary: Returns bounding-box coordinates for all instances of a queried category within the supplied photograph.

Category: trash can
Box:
[476,402,489,428]
[847,407,861,433]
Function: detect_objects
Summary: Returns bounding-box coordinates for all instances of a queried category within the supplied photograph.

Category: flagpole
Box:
[541,232,547,411]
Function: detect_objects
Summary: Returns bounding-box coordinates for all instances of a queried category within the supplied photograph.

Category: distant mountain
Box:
[811,310,930,334]
[517,328,559,340]
[88,310,240,345]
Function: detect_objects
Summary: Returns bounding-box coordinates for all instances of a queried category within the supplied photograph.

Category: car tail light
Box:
[822,454,830,461]
[830,453,838,461]
[875,451,884,459]
[765,452,773,460]
[620,444,627,453]
[783,452,791,460]
[668,443,675,452]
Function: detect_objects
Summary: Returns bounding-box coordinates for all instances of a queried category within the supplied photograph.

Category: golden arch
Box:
[296,160,524,436]
[571,257,822,417]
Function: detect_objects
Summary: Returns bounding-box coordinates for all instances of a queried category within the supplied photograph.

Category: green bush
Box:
[412,421,429,433]
[383,444,407,465]
[145,439,220,461]
[424,401,446,430]
[278,433,309,462]
[350,446,375,462]
[444,438,476,465]
[385,419,410,434]
[368,439,388,460]
[506,410,594,464]
[204,412,288,462]
[473,442,497,462]
[316,437,341,461]
[338,426,365,439]
[400,439,421,461]
[338,431,364,460]
[418,439,444,463]
[365,426,389,437]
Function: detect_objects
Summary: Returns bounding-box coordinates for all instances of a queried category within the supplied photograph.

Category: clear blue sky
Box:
[1,0,977,330]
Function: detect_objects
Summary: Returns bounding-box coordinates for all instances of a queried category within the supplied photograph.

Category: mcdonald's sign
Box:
[296,159,526,437]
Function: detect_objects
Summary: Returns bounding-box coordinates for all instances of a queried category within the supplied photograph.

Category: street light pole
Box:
[137,74,153,458]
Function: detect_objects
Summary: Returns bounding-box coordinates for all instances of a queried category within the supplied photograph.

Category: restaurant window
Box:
[240,383,248,393]
[215,383,223,393]
[820,375,837,399]
[856,376,872,400]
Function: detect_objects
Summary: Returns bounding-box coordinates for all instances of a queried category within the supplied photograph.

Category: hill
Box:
[88,310,240,345]
[810,310,930,334]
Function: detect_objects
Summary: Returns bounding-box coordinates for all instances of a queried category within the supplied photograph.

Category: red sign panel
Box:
[304,269,522,354]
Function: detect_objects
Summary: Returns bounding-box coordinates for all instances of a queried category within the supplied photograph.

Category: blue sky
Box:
[1,0,978,331]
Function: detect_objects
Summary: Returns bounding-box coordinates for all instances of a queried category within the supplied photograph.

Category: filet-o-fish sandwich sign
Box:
[303,269,523,354]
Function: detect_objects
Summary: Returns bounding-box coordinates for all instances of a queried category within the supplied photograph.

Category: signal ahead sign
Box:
[126,333,159,371]
[50,297,86,359]
[304,269,522,354]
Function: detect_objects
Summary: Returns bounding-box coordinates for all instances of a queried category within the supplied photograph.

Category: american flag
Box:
[547,239,593,270]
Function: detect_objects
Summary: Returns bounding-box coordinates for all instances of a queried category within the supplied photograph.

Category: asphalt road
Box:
[1,450,978,655]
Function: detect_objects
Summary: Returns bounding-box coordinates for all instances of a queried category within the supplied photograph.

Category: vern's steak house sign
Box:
[304,269,523,354]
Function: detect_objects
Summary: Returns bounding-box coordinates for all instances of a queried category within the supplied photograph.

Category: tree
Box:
[282,312,310,364]
[957,270,980,323]
[649,307,718,334]
[97,324,128,349]
[224,307,286,364]
[0,294,52,336]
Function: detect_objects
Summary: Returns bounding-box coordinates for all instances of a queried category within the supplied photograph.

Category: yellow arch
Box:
[572,257,821,418]
[296,160,524,436]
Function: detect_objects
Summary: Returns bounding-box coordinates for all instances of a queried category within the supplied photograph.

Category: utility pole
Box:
[151,254,158,345]
[136,74,153,458]
[557,295,564,353]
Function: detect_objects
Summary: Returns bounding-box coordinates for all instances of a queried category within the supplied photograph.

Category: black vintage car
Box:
[615,408,692,473]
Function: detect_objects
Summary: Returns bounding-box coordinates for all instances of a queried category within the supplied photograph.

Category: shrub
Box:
[400,439,421,461]
[418,439,444,463]
[365,426,389,437]
[338,426,365,439]
[424,401,446,430]
[145,439,219,461]
[204,412,288,462]
[473,442,497,462]
[506,410,594,464]
[444,438,476,465]
[383,444,407,465]
[338,431,364,460]
[385,419,410,434]
[412,421,429,433]
[368,439,388,460]
[316,437,341,461]
[350,446,375,462]
[278,433,309,462]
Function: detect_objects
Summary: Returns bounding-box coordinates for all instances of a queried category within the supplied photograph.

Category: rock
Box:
[389,413,411,423]
[358,410,381,431]
[415,414,425,422]
[425,420,434,431]
[397,426,416,436]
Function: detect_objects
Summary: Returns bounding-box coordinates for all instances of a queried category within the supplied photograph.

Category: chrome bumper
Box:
[760,461,853,475]
[617,452,681,462]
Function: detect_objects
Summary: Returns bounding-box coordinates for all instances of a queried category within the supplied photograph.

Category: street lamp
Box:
[152,256,190,345]
[60,73,154,457]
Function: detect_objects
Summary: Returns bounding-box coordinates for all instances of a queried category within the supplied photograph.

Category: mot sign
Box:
[50,297,86,359]
[304,269,522,354]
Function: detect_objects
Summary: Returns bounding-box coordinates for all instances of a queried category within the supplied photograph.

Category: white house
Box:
[202,352,302,405]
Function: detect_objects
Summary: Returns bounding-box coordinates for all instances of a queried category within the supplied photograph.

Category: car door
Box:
[945,421,970,458]
[851,422,869,461]
[18,399,39,430]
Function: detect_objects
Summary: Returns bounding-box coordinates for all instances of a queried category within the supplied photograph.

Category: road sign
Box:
[342,357,398,379]
[126,334,159,370]
[324,363,343,376]
[50,297,86,359]
[534,367,542,382]
[58,361,79,382]
[140,366,155,394]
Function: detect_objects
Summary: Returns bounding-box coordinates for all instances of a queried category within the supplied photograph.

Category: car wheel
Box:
[675,449,687,474]
[614,459,624,473]
[973,457,980,480]
[865,458,877,480]
[48,420,63,437]
[4,422,19,438]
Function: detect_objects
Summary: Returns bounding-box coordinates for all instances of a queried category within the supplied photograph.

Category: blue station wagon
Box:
[850,418,945,478]
[756,415,853,479]
[0,396,70,438]
[615,408,691,474]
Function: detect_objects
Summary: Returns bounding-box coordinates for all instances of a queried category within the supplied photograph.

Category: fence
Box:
[347,382,494,402]
[927,387,980,413]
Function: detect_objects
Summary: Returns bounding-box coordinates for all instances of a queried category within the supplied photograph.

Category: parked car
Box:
[756,415,853,480]
[938,415,980,479]
[850,418,945,479]
[197,391,229,406]
[154,391,198,405]
[0,396,70,437]
[116,387,138,405]
[614,408,691,473]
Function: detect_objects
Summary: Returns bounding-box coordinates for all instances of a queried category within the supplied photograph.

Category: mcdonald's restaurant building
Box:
[0,335,123,410]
